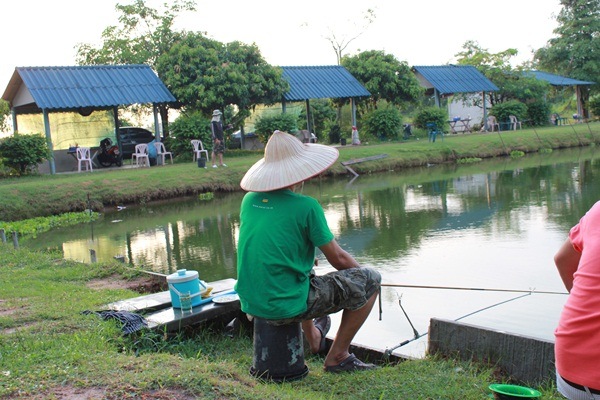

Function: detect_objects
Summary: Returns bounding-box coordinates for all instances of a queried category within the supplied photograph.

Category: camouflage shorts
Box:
[269,267,381,325]
[213,141,225,154]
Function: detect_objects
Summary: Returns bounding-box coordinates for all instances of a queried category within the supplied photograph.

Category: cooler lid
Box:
[166,269,199,283]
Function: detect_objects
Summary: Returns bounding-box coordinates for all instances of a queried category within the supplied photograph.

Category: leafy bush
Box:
[490,100,527,123]
[525,101,551,126]
[168,112,212,159]
[328,125,341,144]
[589,96,600,120]
[362,107,403,140]
[254,113,298,144]
[0,211,99,238]
[413,107,448,132]
[0,133,49,175]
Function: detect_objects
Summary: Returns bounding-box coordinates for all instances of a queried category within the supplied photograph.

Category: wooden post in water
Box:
[12,231,18,249]
[0,229,6,244]
[90,249,97,263]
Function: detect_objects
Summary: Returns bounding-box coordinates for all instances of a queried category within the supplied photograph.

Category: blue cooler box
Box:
[166,269,204,308]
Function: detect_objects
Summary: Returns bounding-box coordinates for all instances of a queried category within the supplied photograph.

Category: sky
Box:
[1,0,563,92]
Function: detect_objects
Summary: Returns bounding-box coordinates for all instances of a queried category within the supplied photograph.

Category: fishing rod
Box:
[383,290,539,357]
[87,193,94,241]
[380,283,567,295]
[455,291,531,321]
[384,293,425,357]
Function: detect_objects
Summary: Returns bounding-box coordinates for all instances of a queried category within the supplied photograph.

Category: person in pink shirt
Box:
[554,200,600,399]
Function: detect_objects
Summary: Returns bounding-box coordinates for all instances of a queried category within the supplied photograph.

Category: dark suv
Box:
[118,126,156,159]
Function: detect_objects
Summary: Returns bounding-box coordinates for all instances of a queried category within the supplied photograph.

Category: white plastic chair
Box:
[76,147,93,172]
[509,115,522,130]
[131,144,149,167]
[486,116,500,132]
[154,141,173,165]
[191,140,209,162]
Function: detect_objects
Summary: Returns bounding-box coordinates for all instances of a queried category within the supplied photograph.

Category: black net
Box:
[17,110,116,150]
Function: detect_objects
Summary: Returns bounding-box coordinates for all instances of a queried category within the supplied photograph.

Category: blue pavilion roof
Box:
[523,70,595,86]
[2,65,176,111]
[412,65,499,95]
[281,65,370,101]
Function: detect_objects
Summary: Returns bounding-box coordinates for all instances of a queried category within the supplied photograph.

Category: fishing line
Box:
[87,193,94,241]
[380,283,567,295]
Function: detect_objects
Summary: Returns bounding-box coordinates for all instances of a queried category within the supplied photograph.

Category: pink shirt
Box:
[555,201,600,388]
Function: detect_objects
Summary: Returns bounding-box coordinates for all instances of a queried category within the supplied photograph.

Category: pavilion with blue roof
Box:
[523,70,595,118]
[2,65,176,174]
[280,65,370,134]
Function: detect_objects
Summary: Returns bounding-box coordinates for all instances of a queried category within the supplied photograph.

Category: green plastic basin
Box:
[489,384,541,399]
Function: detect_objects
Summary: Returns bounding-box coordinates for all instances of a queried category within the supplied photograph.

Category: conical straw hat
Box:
[240,130,339,192]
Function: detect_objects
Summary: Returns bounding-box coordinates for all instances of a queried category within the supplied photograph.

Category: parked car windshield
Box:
[119,127,156,158]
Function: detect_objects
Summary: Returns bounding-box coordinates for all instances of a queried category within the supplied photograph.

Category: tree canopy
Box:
[535,0,600,94]
[76,0,287,134]
[341,50,422,112]
[155,33,288,128]
[76,0,195,67]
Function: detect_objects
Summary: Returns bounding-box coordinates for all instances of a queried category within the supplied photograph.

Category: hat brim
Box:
[240,132,339,192]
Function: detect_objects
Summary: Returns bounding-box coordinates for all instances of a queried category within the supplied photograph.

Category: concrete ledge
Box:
[428,318,555,386]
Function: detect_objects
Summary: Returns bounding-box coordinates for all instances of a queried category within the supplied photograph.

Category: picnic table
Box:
[448,118,472,134]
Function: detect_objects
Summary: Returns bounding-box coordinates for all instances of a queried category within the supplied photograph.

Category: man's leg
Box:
[324,291,377,367]
[302,319,327,354]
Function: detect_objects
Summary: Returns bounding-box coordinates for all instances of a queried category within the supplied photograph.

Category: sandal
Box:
[313,315,331,354]
[324,353,377,373]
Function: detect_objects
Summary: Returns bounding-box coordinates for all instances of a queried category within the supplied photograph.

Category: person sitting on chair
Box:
[235,130,381,373]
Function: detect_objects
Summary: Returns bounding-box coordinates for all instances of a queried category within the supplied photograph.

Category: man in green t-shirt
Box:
[235,130,381,373]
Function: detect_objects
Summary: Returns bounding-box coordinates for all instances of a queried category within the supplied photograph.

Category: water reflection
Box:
[23,147,600,356]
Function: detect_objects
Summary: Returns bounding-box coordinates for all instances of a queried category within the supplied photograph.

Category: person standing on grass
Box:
[554,200,600,399]
[210,109,227,168]
[235,130,381,373]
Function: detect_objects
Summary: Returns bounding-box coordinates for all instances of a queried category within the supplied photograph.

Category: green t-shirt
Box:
[234,189,334,319]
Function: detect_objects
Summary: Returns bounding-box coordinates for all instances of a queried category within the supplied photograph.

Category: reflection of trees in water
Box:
[169,210,239,281]
[328,154,600,261]
[333,186,443,259]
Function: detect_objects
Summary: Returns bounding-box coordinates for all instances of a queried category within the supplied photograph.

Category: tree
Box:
[322,9,376,65]
[535,0,600,94]
[155,32,289,131]
[0,100,10,133]
[75,0,197,136]
[342,50,422,112]
[455,41,550,107]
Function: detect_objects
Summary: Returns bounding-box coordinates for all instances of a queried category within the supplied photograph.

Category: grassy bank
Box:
[0,246,563,399]
[0,123,598,222]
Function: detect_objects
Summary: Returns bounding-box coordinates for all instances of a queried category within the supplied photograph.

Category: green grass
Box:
[0,246,563,399]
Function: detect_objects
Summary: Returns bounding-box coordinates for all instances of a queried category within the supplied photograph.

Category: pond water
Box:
[23,146,600,358]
